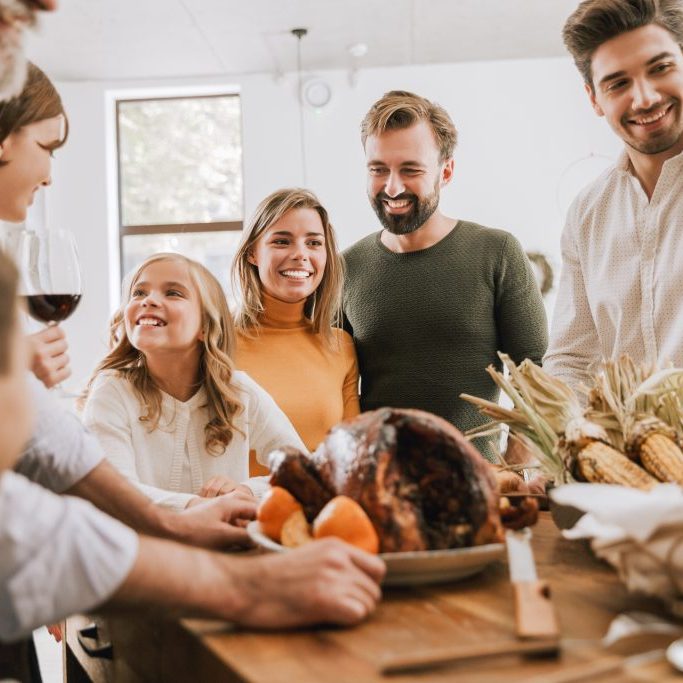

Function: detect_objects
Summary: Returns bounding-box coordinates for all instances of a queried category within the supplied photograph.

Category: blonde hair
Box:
[84,253,243,454]
[232,188,344,348]
[360,90,457,162]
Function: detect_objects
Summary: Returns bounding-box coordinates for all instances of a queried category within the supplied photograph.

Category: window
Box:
[116,94,243,296]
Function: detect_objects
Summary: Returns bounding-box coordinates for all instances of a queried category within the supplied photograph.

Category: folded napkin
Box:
[551,484,683,612]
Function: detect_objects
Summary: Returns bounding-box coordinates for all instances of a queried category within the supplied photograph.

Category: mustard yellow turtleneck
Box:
[234,292,360,453]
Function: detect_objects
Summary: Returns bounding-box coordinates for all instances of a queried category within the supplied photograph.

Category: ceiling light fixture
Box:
[348,42,368,58]
[347,42,368,88]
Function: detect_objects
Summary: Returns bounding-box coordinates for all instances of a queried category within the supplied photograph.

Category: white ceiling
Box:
[26,0,581,82]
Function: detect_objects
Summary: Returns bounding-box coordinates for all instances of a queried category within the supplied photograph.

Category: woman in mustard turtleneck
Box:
[232,188,360,457]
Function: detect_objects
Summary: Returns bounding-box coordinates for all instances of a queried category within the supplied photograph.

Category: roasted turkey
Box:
[268,408,505,552]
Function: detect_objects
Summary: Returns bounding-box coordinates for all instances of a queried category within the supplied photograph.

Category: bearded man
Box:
[342,91,548,461]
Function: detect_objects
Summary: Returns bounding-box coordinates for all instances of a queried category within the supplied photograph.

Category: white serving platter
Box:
[247,521,504,587]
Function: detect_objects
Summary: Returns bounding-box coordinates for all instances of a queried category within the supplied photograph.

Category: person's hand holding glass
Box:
[15,228,82,391]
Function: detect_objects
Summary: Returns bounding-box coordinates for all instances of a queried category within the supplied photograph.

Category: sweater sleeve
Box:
[82,376,196,511]
[340,330,361,419]
[494,233,548,365]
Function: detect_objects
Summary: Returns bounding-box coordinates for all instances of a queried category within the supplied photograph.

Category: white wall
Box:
[48,55,622,386]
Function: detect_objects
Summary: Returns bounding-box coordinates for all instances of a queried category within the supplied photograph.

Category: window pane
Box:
[121,232,242,303]
[118,96,243,227]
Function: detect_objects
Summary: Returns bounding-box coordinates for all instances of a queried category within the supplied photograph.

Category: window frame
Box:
[114,92,244,278]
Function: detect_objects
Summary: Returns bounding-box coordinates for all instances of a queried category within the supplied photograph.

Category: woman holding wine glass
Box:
[0,61,74,388]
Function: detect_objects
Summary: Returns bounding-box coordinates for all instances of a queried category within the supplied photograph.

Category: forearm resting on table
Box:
[105,536,247,622]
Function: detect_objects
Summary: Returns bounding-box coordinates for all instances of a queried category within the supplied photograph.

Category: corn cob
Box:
[639,433,683,484]
[576,441,657,490]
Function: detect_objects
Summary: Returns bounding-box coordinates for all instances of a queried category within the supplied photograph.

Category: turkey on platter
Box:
[268,408,505,553]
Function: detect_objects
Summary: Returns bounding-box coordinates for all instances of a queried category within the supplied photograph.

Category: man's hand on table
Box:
[28,326,71,388]
[500,436,548,496]
[177,490,257,549]
[231,538,386,628]
[492,458,543,530]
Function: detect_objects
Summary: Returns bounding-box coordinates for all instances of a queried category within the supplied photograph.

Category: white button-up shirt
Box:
[544,149,683,392]
[14,376,104,490]
[0,472,138,642]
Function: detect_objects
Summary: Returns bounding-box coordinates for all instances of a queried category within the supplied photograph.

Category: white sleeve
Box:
[13,377,104,492]
[82,376,195,511]
[238,374,308,494]
[543,207,601,396]
[0,472,138,642]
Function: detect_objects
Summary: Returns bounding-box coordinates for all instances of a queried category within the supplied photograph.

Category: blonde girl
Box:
[232,188,360,454]
[83,253,306,509]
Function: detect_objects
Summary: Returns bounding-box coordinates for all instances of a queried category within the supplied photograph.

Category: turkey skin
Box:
[268,408,504,552]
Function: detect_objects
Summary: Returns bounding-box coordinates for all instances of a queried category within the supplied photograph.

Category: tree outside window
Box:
[117,94,243,298]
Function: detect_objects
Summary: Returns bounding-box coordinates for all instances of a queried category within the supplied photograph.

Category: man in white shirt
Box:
[545,0,683,390]
[0,3,385,675]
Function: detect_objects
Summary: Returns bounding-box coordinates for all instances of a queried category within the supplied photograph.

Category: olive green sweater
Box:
[342,221,548,461]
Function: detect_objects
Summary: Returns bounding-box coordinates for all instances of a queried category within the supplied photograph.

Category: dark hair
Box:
[563,0,683,86]
[0,250,19,374]
[0,62,68,165]
[360,90,457,161]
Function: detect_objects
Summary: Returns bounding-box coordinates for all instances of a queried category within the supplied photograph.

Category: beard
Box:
[369,180,441,236]
[620,101,683,155]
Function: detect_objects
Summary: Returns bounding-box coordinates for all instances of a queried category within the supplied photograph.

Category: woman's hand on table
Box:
[178,490,257,549]
[230,538,386,628]
[27,326,71,388]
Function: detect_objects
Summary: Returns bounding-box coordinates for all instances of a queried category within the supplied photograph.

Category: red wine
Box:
[26,294,82,323]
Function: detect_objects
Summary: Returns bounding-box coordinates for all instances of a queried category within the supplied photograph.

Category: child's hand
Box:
[199,475,241,498]
[47,623,63,642]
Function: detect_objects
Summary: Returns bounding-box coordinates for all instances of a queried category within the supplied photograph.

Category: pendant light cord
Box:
[293,28,308,186]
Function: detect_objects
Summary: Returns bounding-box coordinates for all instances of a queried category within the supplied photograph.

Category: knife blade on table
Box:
[506,528,560,640]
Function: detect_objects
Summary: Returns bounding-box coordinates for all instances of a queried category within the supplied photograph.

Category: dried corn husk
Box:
[461,354,624,485]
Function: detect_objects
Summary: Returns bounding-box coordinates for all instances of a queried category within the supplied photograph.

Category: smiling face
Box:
[124,258,204,359]
[589,24,683,158]
[247,207,327,304]
[0,114,62,222]
[365,120,453,235]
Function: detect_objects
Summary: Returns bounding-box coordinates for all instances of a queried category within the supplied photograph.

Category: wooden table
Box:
[70,513,683,682]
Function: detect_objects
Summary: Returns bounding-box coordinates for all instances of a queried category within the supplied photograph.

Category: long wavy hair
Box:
[232,188,344,349]
[84,253,243,454]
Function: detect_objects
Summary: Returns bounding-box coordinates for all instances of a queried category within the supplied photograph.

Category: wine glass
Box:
[14,228,82,392]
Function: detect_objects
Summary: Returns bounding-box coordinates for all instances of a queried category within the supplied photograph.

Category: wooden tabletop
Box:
[101,513,683,682]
